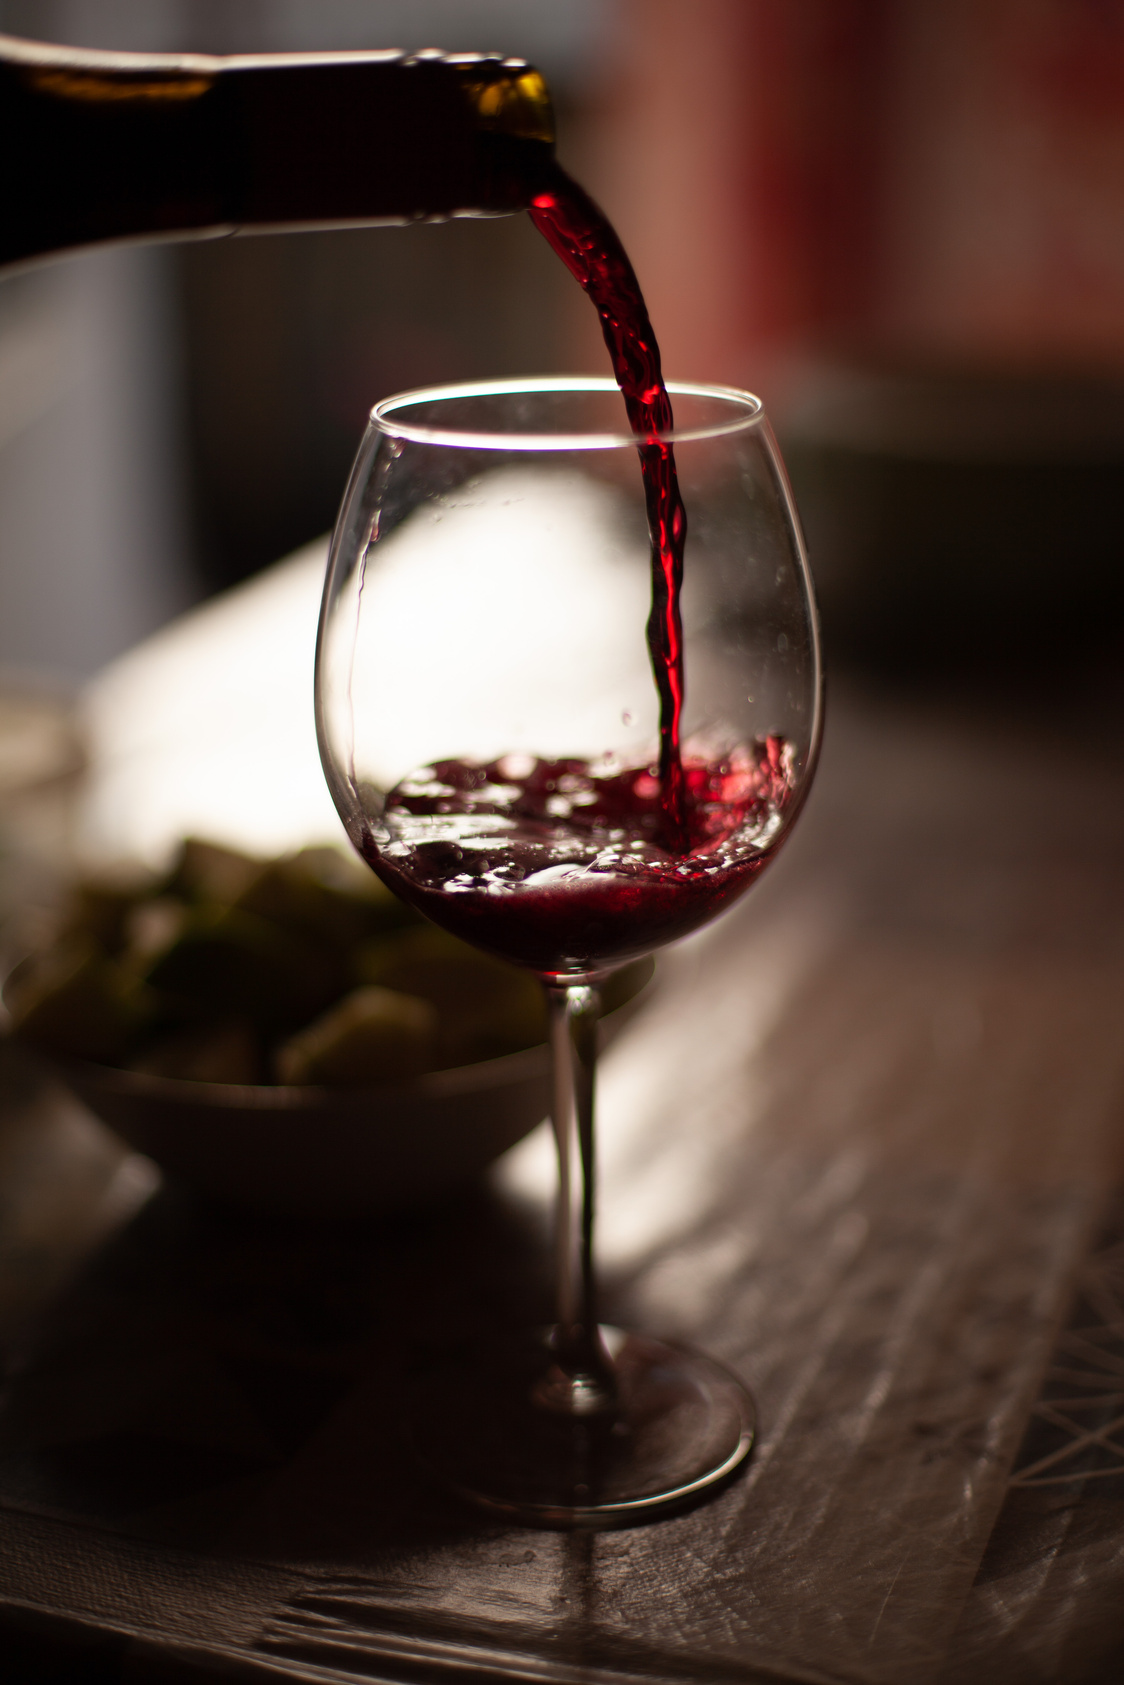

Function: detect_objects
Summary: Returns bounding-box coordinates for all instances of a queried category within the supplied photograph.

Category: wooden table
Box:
[1,687,1123,1683]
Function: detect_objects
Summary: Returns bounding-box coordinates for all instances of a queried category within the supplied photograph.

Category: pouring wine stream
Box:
[529,163,690,856]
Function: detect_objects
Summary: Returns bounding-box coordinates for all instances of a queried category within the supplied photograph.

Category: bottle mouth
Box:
[456,61,555,146]
[371,377,765,451]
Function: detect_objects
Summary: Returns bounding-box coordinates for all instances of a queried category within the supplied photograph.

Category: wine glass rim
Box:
[370,376,765,450]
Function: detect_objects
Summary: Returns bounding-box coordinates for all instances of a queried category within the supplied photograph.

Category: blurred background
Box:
[1,0,1123,691]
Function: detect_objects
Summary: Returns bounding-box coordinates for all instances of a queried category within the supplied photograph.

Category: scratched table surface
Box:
[1,689,1124,1684]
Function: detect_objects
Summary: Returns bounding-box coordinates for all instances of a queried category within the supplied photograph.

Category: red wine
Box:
[361,163,793,978]
[528,164,689,851]
[364,742,794,977]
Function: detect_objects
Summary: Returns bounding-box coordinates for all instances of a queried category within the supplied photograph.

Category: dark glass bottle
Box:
[0,34,555,269]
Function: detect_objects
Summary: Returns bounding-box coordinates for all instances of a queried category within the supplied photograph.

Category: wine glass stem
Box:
[542,981,617,1416]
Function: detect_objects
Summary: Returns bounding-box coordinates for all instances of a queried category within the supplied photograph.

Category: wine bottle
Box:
[0,33,555,269]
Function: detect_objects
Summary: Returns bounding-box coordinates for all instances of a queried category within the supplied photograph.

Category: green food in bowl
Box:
[6,839,652,1087]
[276,986,438,1086]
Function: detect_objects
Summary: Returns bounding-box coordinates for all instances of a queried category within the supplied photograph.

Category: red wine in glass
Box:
[369,739,795,978]
[315,171,821,1525]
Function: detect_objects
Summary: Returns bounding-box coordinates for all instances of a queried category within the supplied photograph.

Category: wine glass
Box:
[315,376,822,1526]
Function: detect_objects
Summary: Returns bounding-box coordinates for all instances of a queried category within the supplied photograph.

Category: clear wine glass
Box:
[315,376,822,1526]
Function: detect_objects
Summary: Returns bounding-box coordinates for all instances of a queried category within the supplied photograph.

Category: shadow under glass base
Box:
[409,1325,755,1529]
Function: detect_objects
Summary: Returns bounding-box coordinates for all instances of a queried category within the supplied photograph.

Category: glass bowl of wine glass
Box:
[316,375,822,1526]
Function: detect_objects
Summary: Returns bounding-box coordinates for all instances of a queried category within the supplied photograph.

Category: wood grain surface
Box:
[1,693,1122,1683]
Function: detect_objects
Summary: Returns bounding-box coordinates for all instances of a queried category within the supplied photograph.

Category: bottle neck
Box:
[0,35,555,270]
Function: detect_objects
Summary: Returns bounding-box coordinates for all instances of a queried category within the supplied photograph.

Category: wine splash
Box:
[528,163,689,852]
[369,744,794,977]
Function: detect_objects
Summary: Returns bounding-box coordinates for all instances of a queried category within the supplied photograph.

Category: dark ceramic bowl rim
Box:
[52,1037,550,1113]
[0,955,651,1114]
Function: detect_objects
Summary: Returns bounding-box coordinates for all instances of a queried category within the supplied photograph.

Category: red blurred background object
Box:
[576,0,1124,389]
[1,0,1123,684]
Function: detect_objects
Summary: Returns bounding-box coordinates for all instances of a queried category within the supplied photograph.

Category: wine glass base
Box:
[409,1325,754,1529]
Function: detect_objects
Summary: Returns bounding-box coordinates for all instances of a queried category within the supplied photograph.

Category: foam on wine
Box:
[364,742,794,976]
